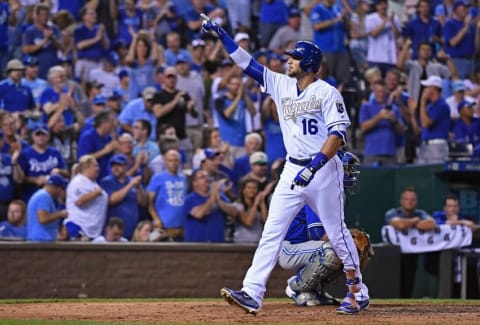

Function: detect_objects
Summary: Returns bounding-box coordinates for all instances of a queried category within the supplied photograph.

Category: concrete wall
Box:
[0,242,400,299]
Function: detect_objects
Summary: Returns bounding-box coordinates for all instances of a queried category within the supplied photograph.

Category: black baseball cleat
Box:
[220,287,260,315]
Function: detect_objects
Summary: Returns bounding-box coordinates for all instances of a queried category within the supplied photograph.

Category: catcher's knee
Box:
[296,242,342,291]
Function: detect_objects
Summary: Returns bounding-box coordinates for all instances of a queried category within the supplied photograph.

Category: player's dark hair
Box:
[237,178,261,207]
[137,119,152,136]
[94,109,113,128]
[107,217,125,230]
[418,41,432,52]
[443,194,459,205]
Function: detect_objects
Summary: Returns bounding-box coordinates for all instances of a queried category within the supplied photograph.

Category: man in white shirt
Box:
[65,154,108,240]
[366,0,401,76]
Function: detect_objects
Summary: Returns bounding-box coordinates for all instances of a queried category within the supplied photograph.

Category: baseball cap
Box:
[192,39,205,48]
[46,174,69,189]
[204,148,220,159]
[108,90,122,100]
[453,0,469,10]
[142,86,157,100]
[457,99,475,112]
[93,94,107,105]
[118,69,129,79]
[267,52,287,63]
[254,49,269,59]
[234,32,250,43]
[109,153,128,165]
[420,75,442,88]
[105,51,119,66]
[6,59,25,72]
[288,6,301,17]
[23,55,39,66]
[176,52,192,64]
[452,80,467,92]
[33,124,49,135]
[249,151,268,165]
[114,38,128,50]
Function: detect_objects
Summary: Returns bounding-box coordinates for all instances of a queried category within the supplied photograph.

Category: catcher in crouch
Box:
[278,152,373,308]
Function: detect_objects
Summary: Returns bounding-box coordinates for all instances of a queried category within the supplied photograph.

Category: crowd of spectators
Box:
[1,0,480,243]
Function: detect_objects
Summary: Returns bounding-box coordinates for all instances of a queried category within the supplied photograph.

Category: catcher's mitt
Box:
[350,228,374,269]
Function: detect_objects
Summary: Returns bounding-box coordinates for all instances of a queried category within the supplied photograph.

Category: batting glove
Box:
[201,19,224,38]
[292,152,329,187]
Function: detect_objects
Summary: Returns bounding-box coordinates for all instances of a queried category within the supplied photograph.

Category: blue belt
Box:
[289,157,312,166]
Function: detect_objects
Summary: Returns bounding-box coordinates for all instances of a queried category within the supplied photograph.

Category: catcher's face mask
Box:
[342,152,360,194]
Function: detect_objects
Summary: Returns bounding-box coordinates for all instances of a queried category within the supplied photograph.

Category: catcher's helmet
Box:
[341,151,360,193]
[284,41,323,73]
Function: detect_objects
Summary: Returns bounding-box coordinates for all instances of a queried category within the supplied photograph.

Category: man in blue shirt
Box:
[384,187,436,298]
[27,174,69,241]
[21,55,48,110]
[359,81,404,166]
[0,130,24,219]
[402,0,442,59]
[310,0,350,86]
[147,150,187,241]
[432,194,478,230]
[452,100,480,146]
[77,110,117,179]
[21,3,62,79]
[416,75,451,164]
[100,154,147,240]
[183,169,237,243]
[214,75,256,159]
[118,87,157,141]
[0,59,35,113]
[443,0,477,79]
[0,200,27,239]
[18,124,68,202]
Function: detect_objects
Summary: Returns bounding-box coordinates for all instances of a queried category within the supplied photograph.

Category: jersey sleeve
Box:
[322,87,351,131]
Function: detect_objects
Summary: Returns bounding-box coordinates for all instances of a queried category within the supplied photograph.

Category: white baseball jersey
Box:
[262,69,350,158]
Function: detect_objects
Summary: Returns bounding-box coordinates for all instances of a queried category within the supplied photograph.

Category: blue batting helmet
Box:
[341,151,360,194]
[284,41,323,73]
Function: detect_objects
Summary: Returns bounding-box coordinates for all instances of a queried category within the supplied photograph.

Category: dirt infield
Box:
[0,301,479,324]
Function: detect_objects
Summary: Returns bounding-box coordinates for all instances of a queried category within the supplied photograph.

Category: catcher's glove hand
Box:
[350,228,374,269]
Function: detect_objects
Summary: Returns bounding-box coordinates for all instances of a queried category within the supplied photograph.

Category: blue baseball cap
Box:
[93,94,107,105]
[33,124,49,134]
[288,6,301,17]
[453,0,469,10]
[176,52,192,64]
[105,51,119,66]
[204,148,220,159]
[267,52,287,63]
[47,174,69,189]
[118,69,129,79]
[108,90,122,100]
[109,153,128,165]
[23,55,39,66]
[452,80,467,92]
[457,100,475,112]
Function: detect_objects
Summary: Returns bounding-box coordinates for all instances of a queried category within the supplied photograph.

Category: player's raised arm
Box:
[201,14,265,86]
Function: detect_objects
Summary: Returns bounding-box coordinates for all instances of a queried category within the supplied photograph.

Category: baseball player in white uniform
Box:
[202,15,367,315]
